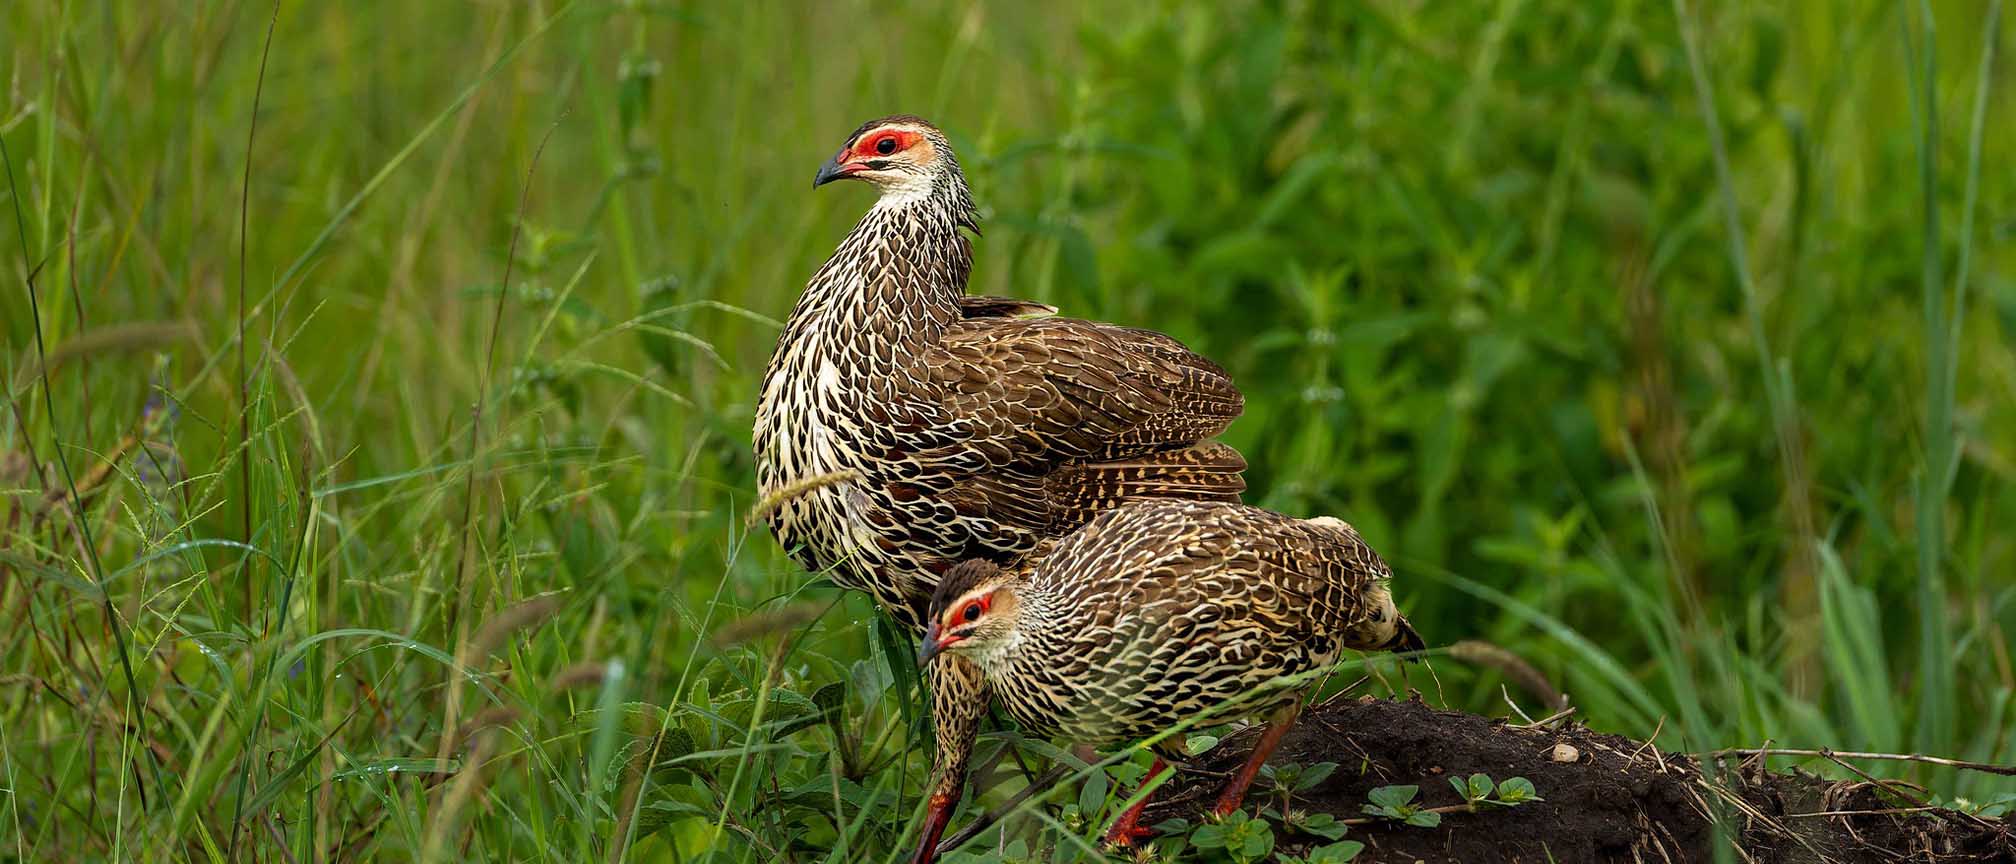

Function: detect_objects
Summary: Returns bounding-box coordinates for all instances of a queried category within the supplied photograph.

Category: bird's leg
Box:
[1211,701,1302,816]
[912,656,988,864]
[913,797,956,864]
[1101,757,1169,847]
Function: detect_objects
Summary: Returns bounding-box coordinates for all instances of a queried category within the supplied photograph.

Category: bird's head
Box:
[919,560,1021,668]
[813,115,978,224]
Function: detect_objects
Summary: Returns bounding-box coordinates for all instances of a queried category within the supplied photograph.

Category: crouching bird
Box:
[916,500,1424,860]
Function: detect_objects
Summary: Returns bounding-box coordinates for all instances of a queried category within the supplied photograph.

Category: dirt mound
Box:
[1140,697,2015,863]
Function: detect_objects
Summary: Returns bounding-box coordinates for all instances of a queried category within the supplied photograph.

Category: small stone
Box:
[1551,742,1581,763]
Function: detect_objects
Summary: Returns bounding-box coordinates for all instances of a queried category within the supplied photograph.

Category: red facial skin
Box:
[830,129,923,178]
[921,592,991,660]
[853,129,921,159]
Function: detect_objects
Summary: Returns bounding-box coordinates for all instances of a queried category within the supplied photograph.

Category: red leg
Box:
[911,791,957,864]
[1212,704,1302,816]
[1102,757,1169,847]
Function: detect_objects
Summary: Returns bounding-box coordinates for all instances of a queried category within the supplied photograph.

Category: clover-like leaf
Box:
[1306,840,1367,863]
[1496,776,1541,804]
[1190,821,1232,849]
[1366,784,1418,809]
[1293,811,1350,840]
[1450,772,1494,802]
[1236,819,1275,861]
[1405,809,1443,828]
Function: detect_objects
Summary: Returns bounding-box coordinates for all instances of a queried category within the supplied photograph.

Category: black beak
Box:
[918,623,945,668]
[813,156,853,189]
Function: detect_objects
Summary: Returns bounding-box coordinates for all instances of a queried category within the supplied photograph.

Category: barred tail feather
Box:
[1049,441,1247,529]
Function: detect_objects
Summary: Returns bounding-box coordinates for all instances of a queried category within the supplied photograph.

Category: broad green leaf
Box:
[1190,822,1230,849]
[1366,784,1417,809]
[1294,812,1349,840]
[1497,776,1540,803]
[1295,761,1338,791]
[1237,820,1274,859]
[1308,840,1367,863]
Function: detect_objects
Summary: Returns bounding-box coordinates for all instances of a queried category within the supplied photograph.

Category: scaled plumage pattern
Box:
[754,114,1246,631]
[752,115,1249,860]
[922,500,1424,849]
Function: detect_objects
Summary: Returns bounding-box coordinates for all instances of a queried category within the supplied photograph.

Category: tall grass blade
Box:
[1904,0,1956,763]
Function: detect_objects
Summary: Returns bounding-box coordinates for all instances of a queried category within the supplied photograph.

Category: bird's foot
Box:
[1207,791,1249,818]
[1100,817,1158,848]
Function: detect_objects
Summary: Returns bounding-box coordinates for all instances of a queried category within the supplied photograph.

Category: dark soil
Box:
[1138,696,2016,864]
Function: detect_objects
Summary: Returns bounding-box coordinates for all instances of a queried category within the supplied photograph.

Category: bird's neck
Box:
[785,191,974,358]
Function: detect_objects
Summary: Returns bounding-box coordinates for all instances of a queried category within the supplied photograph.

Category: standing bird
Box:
[918,500,1424,856]
[753,115,1247,854]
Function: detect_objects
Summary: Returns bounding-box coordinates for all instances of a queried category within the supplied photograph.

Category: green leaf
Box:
[635,799,713,836]
[1076,768,1109,818]
[763,687,825,737]
[812,680,847,714]
[644,727,696,783]
[1366,784,1418,809]
[1259,762,1287,786]
[1496,776,1540,803]
[812,679,849,744]
[1295,762,1338,791]
[1451,772,1493,802]
[1190,822,1231,849]
[1293,812,1349,840]
[872,613,920,731]
[1236,819,1274,859]
[1306,840,1367,863]
[1405,809,1443,828]
[688,678,711,715]
[1361,804,1404,820]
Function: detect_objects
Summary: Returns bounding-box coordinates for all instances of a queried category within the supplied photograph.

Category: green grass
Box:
[3,1,2013,861]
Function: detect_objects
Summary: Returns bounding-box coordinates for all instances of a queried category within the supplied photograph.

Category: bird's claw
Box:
[1101,820,1158,848]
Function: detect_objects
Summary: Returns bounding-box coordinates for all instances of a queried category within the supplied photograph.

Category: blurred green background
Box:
[2,1,2012,861]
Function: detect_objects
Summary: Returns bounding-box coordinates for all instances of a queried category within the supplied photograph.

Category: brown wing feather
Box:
[923,315,1245,535]
[928,316,1242,458]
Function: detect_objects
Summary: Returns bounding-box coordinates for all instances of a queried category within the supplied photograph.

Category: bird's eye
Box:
[874,135,899,155]
[961,602,982,623]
